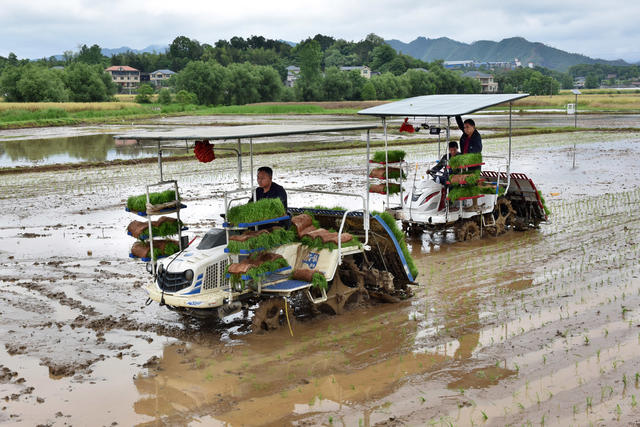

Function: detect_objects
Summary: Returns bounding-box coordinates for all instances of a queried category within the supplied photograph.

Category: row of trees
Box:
[493,68,561,95]
[0,63,116,102]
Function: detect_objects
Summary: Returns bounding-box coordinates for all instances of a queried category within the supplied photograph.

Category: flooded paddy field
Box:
[0,129,639,425]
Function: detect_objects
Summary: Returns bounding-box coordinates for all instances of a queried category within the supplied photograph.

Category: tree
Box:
[175,89,197,104]
[0,64,69,102]
[168,36,203,71]
[361,81,376,100]
[370,45,396,71]
[585,73,600,89]
[76,44,106,65]
[64,63,115,101]
[135,84,154,103]
[295,40,323,101]
[171,61,228,105]
[158,88,172,104]
[322,67,352,100]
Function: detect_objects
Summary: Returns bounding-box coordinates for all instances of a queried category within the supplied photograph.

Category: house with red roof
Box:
[105,65,140,90]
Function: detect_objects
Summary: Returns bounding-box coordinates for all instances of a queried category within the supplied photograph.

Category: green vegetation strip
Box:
[372,150,406,163]
[127,190,177,212]
[373,211,418,279]
[226,198,286,226]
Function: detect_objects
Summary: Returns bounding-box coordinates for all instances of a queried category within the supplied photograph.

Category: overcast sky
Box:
[1,0,638,62]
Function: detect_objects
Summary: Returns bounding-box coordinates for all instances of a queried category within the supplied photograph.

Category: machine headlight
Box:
[184,269,194,282]
[157,263,164,275]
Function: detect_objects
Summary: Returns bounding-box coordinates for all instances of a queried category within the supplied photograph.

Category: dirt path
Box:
[0,131,639,425]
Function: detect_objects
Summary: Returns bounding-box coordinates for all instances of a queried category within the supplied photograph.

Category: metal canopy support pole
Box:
[445,117,450,222]
[508,102,512,175]
[237,138,242,189]
[157,141,163,182]
[383,117,389,209]
[365,129,370,243]
[574,93,578,128]
[437,117,441,158]
[249,138,254,191]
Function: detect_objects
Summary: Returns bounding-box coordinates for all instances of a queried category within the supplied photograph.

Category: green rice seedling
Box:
[372,150,406,163]
[448,153,482,169]
[127,189,177,212]
[311,273,328,291]
[138,219,184,240]
[226,198,286,225]
[632,394,637,408]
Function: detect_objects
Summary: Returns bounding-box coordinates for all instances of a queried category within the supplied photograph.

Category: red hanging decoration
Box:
[399,117,415,133]
[194,140,215,163]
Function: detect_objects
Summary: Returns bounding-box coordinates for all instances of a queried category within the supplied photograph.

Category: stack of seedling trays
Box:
[126,185,186,263]
[369,150,406,195]
[223,198,292,290]
[445,153,503,203]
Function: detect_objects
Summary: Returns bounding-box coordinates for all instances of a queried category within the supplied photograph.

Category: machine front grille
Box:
[158,271,190,293]
[204,259,229,290]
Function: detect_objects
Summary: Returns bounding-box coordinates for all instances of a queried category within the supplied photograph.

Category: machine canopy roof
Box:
[113,123,377,143]
[357,94,529,117]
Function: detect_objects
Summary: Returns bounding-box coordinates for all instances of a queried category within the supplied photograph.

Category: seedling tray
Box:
[128,226,188,240]
[224,247,265,254]
[223,215,290,229]
[225,266,291,281]
[447,163,485,169]
[125,204,187,217]
[129,253,168,262]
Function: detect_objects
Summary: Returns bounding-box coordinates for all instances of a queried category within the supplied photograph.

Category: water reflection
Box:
[0,134,158,167]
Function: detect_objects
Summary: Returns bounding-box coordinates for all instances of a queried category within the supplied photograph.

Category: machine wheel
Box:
[456,220,480,241]
[252,298,291,332]
[494,198,515,229]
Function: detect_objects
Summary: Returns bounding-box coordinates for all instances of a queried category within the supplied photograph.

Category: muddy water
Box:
[0,130,639,425]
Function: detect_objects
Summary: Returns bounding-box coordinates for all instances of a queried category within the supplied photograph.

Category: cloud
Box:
[0,0,638,62]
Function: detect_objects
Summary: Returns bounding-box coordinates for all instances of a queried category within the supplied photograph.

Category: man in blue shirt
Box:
[255,166,287,210]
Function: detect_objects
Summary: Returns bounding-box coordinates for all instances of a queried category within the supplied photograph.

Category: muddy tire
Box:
[252,298,290,332]
[495,197,515,227]
[456,220,480,241]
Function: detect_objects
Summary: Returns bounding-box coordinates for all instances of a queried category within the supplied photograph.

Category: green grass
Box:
[226,228,296,253]
[372,211,418,279]
[448,153,483,169]
[226,198,286,225]
[127,190,177,212]
[0,101,358,129]
[372,150,406,163]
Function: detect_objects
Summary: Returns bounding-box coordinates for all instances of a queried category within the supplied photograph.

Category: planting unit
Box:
[359,94,549,240]
[114,124,417,329]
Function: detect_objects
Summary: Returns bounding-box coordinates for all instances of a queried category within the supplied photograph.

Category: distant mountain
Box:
[278,39,297,47]
[386,36,628,71]
[101,44,168,56]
